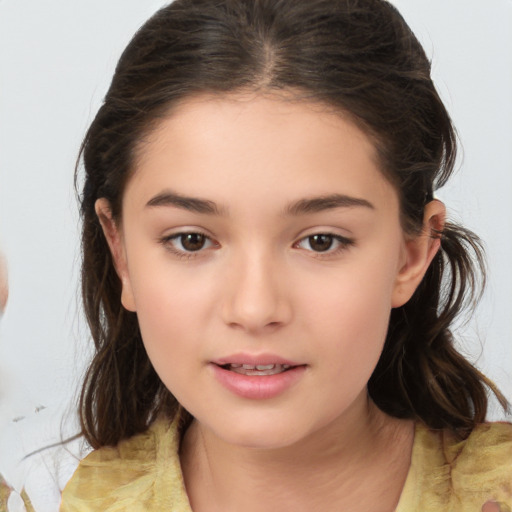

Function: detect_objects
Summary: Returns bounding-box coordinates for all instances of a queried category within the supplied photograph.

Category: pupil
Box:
[182,233,205,251]
[309,234,333,252]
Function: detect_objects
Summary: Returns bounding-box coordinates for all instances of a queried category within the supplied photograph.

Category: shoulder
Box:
[398,422,512,512]
[444,421,512,463]
[436,421,512,479]
[442,422,512,499]
[60,416,192,512]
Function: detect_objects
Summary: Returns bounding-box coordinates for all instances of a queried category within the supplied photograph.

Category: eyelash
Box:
[159,231,355,259]
[159,232,216,260]
[293,233,355,257]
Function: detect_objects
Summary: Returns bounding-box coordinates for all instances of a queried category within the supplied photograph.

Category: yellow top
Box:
[60,418,512,512]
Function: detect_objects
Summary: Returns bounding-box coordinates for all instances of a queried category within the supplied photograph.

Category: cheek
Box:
[124,247,216,368]
[315,284,390,366]
[133,275,207,348]
[300,249,400,372]
[132,277,209,401]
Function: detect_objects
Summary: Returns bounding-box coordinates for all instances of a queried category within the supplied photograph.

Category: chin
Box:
[200,410,318,451]
[220,427,305,450]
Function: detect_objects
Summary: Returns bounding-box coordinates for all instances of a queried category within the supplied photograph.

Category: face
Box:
[99,93,438,449]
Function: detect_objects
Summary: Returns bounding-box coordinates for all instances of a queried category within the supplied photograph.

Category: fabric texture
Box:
[60,418,512,511]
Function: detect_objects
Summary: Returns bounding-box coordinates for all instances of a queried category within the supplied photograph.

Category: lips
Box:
[211,355,306,399]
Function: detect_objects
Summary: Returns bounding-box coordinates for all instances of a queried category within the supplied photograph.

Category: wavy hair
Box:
[76,0,507,448]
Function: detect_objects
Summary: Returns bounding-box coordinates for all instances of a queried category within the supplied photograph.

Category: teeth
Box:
[256,364,275,370]
[226,363,293,376]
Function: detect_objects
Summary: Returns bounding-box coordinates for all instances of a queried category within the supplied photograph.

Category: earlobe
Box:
[391,200,446,308]
[95,199,137,312]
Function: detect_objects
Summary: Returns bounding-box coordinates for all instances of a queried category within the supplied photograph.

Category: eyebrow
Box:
[145,190,223,215]
[285,194,374,215]
[145,190,374,216]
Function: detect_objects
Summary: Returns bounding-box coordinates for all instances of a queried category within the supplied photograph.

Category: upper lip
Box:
[212,353,303,367]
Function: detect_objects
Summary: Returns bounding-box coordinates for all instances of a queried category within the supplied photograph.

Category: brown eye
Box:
[308,234,334,252]
[295,233,354,255]
[180,233,206,251]
[162,231,216,257]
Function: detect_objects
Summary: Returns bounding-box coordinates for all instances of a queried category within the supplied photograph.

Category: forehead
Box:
[125,92,397,214]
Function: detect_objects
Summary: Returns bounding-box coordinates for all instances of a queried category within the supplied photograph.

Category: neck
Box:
[180,396,414,512]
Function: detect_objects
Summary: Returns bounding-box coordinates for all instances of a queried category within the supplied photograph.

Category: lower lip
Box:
[211,364,306,400]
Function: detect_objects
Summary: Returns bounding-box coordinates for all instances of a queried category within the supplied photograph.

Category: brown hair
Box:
[77,0,508,448]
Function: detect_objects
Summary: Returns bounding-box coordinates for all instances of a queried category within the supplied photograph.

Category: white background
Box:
[0,0,511,507]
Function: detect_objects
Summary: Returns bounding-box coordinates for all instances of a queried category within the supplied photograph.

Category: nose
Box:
[221,248,292,334]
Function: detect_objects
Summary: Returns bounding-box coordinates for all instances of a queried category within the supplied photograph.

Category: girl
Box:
[61,0,511,510]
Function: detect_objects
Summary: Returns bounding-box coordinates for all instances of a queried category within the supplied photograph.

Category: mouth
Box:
[218,363,293,376]
[211,359,307,399]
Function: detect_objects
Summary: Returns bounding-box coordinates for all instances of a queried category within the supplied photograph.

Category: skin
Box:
[0,251,7,316]
[97,93,445,511]
[482,502,505,512]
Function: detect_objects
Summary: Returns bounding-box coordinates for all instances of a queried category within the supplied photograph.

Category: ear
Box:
[95,198,136,312]
[391,200,446,308]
